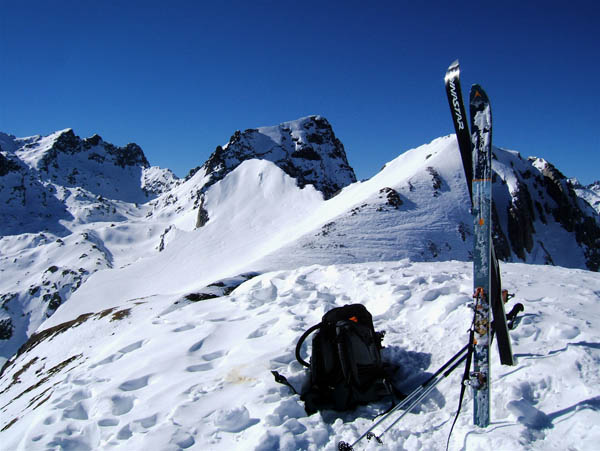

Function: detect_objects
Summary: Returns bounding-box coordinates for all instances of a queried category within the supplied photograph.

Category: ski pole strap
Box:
[507,303,524,330]
[271,371,298,395]
[446,327,475,450]
[506,303,524,322]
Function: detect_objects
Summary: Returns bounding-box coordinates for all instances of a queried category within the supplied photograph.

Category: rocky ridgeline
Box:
[492,153,600,271]
[192,115,356,200]
[571,179,600,215]
[37,129,149,172]
[0,129,170,236]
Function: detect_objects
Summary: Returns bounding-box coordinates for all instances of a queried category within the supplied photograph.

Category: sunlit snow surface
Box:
[1,261,599,450]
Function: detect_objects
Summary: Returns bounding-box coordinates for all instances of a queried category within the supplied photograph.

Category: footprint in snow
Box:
[69,389,92,402]
[111,394,135,415]
[422,289,441,302]
[118,375,151,392]
[507,399,553,429]
[186,363,213,372]
[43,415,57,425]
[89,353,122,368]
[173,324,195,333]
[202,350,227,361]
[247,318,279,339]
[62,402,89,420]
[98,418,119,427]
[134,414,158,429]
[118,340,145,354]
[117,424,132,440]
[89,340,146,368]
[188,338,205,353]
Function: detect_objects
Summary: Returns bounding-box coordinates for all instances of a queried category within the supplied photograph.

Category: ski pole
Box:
[338,344,470,450]
[377,352,469,440]
[373,343,468,429]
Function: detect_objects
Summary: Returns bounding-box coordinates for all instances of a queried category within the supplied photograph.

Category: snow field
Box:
[1,261,598,450]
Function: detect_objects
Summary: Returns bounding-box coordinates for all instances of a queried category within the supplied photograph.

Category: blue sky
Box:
[1,1,598,184]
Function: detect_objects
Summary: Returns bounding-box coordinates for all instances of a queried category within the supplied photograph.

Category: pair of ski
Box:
[444,60,515,428]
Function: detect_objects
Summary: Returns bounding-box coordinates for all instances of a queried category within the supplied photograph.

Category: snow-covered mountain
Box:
[0,116,599,449]
[571,179,600,215]
[1,117,599,358]
[0,129,179,359]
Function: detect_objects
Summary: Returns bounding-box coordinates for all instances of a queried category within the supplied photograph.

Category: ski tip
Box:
[470,84,489,102]
[446,59,460,76]
[445,59,460,80]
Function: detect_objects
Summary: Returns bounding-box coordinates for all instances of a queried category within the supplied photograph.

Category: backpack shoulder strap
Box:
[295,322,322,367]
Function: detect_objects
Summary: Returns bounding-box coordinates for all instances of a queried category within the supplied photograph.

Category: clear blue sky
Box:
[1,0,598,184]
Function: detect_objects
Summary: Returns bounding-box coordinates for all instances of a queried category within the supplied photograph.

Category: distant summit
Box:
[190,115,356,200]
[0,129,160,236]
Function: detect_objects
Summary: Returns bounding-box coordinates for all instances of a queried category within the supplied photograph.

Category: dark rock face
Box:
[492,152,600,271]
[537,161,600,271]
[379,187,403,208]
[492,203,512,261]
[195,195,209,228]
[506,180,536,261]
[0,153,21,177]
[200,116,356,200]
[42,130,150,170]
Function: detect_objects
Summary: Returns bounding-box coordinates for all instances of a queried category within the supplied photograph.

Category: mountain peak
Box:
[199,115,356,199]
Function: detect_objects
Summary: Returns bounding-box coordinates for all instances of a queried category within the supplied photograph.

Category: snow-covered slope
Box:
[1,261,598,450]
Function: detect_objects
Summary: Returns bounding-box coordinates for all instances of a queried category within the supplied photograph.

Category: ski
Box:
[444,61,514,367]
[490,246,514,365]
[470,84,493,427]
[444,60,473,201]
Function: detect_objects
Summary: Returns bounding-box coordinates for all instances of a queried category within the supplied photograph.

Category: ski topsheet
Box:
[470,84,493,427]
[444,60,473,201]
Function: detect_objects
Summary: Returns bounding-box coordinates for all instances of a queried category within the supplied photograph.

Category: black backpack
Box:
[273,304,401,414]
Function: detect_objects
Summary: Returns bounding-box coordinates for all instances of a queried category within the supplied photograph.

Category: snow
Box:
[1,261,598,450]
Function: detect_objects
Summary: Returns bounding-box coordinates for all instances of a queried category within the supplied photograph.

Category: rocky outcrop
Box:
[379,187,403,208]
[40,129,149,171]
[200,116,356,200]
[506,180,536,261]
[493,153,600,271]
[571,179,600,215]
[536,162,600,271]
[0,153,21,177]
